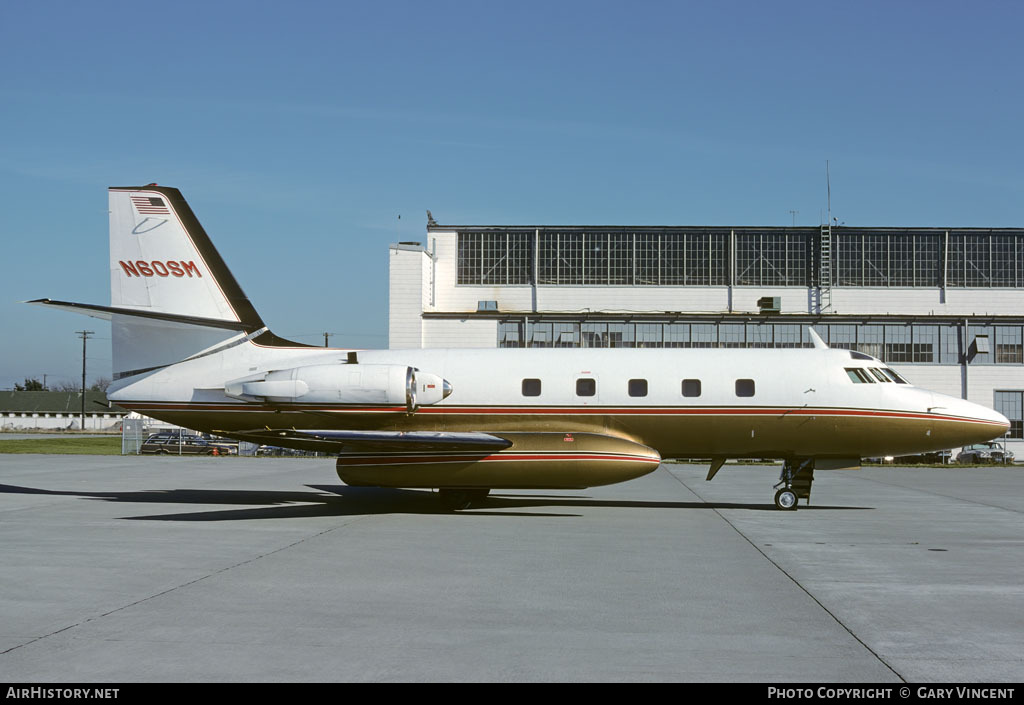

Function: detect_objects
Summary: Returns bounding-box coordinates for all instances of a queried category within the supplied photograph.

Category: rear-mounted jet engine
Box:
[225,364,450,412]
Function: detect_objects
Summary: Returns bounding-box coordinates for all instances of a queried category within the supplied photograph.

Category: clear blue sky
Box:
[2,0,1023,389]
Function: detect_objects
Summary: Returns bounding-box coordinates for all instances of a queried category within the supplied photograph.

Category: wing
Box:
[215,428,514,454]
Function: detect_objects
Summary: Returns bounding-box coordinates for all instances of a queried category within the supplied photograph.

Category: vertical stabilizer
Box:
[109,186,263,327]
[105,186,307,380]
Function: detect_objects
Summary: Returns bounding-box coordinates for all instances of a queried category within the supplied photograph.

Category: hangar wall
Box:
[390,224,1024,456]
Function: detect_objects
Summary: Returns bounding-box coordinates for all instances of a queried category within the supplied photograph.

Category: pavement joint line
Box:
[664,467,907,684]
[0,512,372,657]
[844,471,1024,516]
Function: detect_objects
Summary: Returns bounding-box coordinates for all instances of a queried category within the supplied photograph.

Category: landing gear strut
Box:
[773,459,814,510]
[437,488,490,511]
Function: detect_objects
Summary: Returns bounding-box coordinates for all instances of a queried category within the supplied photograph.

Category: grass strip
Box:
[0,437,123,455]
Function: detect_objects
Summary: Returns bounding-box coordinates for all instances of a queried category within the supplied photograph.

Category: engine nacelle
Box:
[224,364,449,409]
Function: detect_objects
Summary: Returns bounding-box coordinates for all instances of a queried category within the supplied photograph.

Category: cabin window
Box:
[682,379,702,397]
[845,368,873,383]
[735,379,755,397]
[522,378,542,396]
[869,368,892,383]
[628,379,648,397]
[576,378,596,397]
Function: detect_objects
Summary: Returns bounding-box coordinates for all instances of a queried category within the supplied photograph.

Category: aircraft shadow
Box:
[0,482,869,521]
[0,483,576,520]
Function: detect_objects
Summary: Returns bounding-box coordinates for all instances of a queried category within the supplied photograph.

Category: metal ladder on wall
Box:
[817,224,833,313]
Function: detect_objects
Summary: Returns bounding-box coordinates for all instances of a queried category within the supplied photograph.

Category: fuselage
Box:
[34,185,1016,506]
[109,342,1009,461]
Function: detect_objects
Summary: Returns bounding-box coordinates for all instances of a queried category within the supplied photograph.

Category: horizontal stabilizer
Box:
[215,428,516,454]
[26,299,253,332]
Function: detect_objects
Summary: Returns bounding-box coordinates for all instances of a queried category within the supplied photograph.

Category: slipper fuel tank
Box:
[336,432,662,489]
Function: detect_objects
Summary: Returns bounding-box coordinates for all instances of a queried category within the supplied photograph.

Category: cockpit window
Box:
[869,368,891,383]
[849,351,874,361]
[881,368,909,384]
[845,368,874,383]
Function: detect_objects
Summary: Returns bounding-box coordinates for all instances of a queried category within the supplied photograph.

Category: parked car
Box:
[141,431,229,455]
[956,442,1014,464]
[890,450,952,464]
[200,433,238,455]
[256,444,308,457]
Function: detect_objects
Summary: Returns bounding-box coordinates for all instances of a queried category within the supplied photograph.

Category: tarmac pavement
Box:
[0,455,1021,682]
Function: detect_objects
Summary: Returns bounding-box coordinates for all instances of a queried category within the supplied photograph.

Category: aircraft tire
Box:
[774,488,798,511]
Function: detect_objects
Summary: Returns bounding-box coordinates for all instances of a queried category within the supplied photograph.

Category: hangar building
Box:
[389,221,1024,456]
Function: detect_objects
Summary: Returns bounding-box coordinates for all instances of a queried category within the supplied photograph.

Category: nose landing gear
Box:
[774,459,814,510]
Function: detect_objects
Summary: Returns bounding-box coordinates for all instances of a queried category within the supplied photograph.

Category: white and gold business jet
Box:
[30,186,1010,510]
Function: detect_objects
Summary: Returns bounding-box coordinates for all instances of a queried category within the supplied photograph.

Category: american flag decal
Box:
[130,195,170,215]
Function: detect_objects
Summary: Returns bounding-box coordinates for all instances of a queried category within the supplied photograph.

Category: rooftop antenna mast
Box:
[817,162,833,314]
[826,160,831,227]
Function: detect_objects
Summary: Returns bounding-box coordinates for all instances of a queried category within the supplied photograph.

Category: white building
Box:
[390,223,1024,456]
[0,391,125,431]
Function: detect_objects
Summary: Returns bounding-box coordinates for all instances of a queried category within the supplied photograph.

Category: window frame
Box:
[521,378,542,397]
[735,379,756,397]
[628,379,648,397]
[576,378,596,397]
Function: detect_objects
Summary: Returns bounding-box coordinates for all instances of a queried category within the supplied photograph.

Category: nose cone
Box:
[931,393,1011,448]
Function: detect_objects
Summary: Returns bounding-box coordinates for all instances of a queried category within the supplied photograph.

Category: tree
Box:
[14,378,46,391]
[52,381,80,392]
[89,377,111,393]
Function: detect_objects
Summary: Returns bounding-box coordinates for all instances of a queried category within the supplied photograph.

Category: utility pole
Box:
[76,331,94,430]
[323,332,334,348]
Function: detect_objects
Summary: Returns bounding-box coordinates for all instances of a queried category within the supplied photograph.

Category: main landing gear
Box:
[437,488,491,511]
[773,459,814,511]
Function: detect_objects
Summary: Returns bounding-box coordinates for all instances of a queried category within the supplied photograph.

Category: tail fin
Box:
[107,186,309,377]
[109,185,263,326]
[32,186,308,383]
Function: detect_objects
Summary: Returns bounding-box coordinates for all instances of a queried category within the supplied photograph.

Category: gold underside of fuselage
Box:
[130,406,1004,460]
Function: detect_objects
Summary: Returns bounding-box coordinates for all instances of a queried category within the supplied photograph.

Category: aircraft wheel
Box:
[774,488,798,511]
